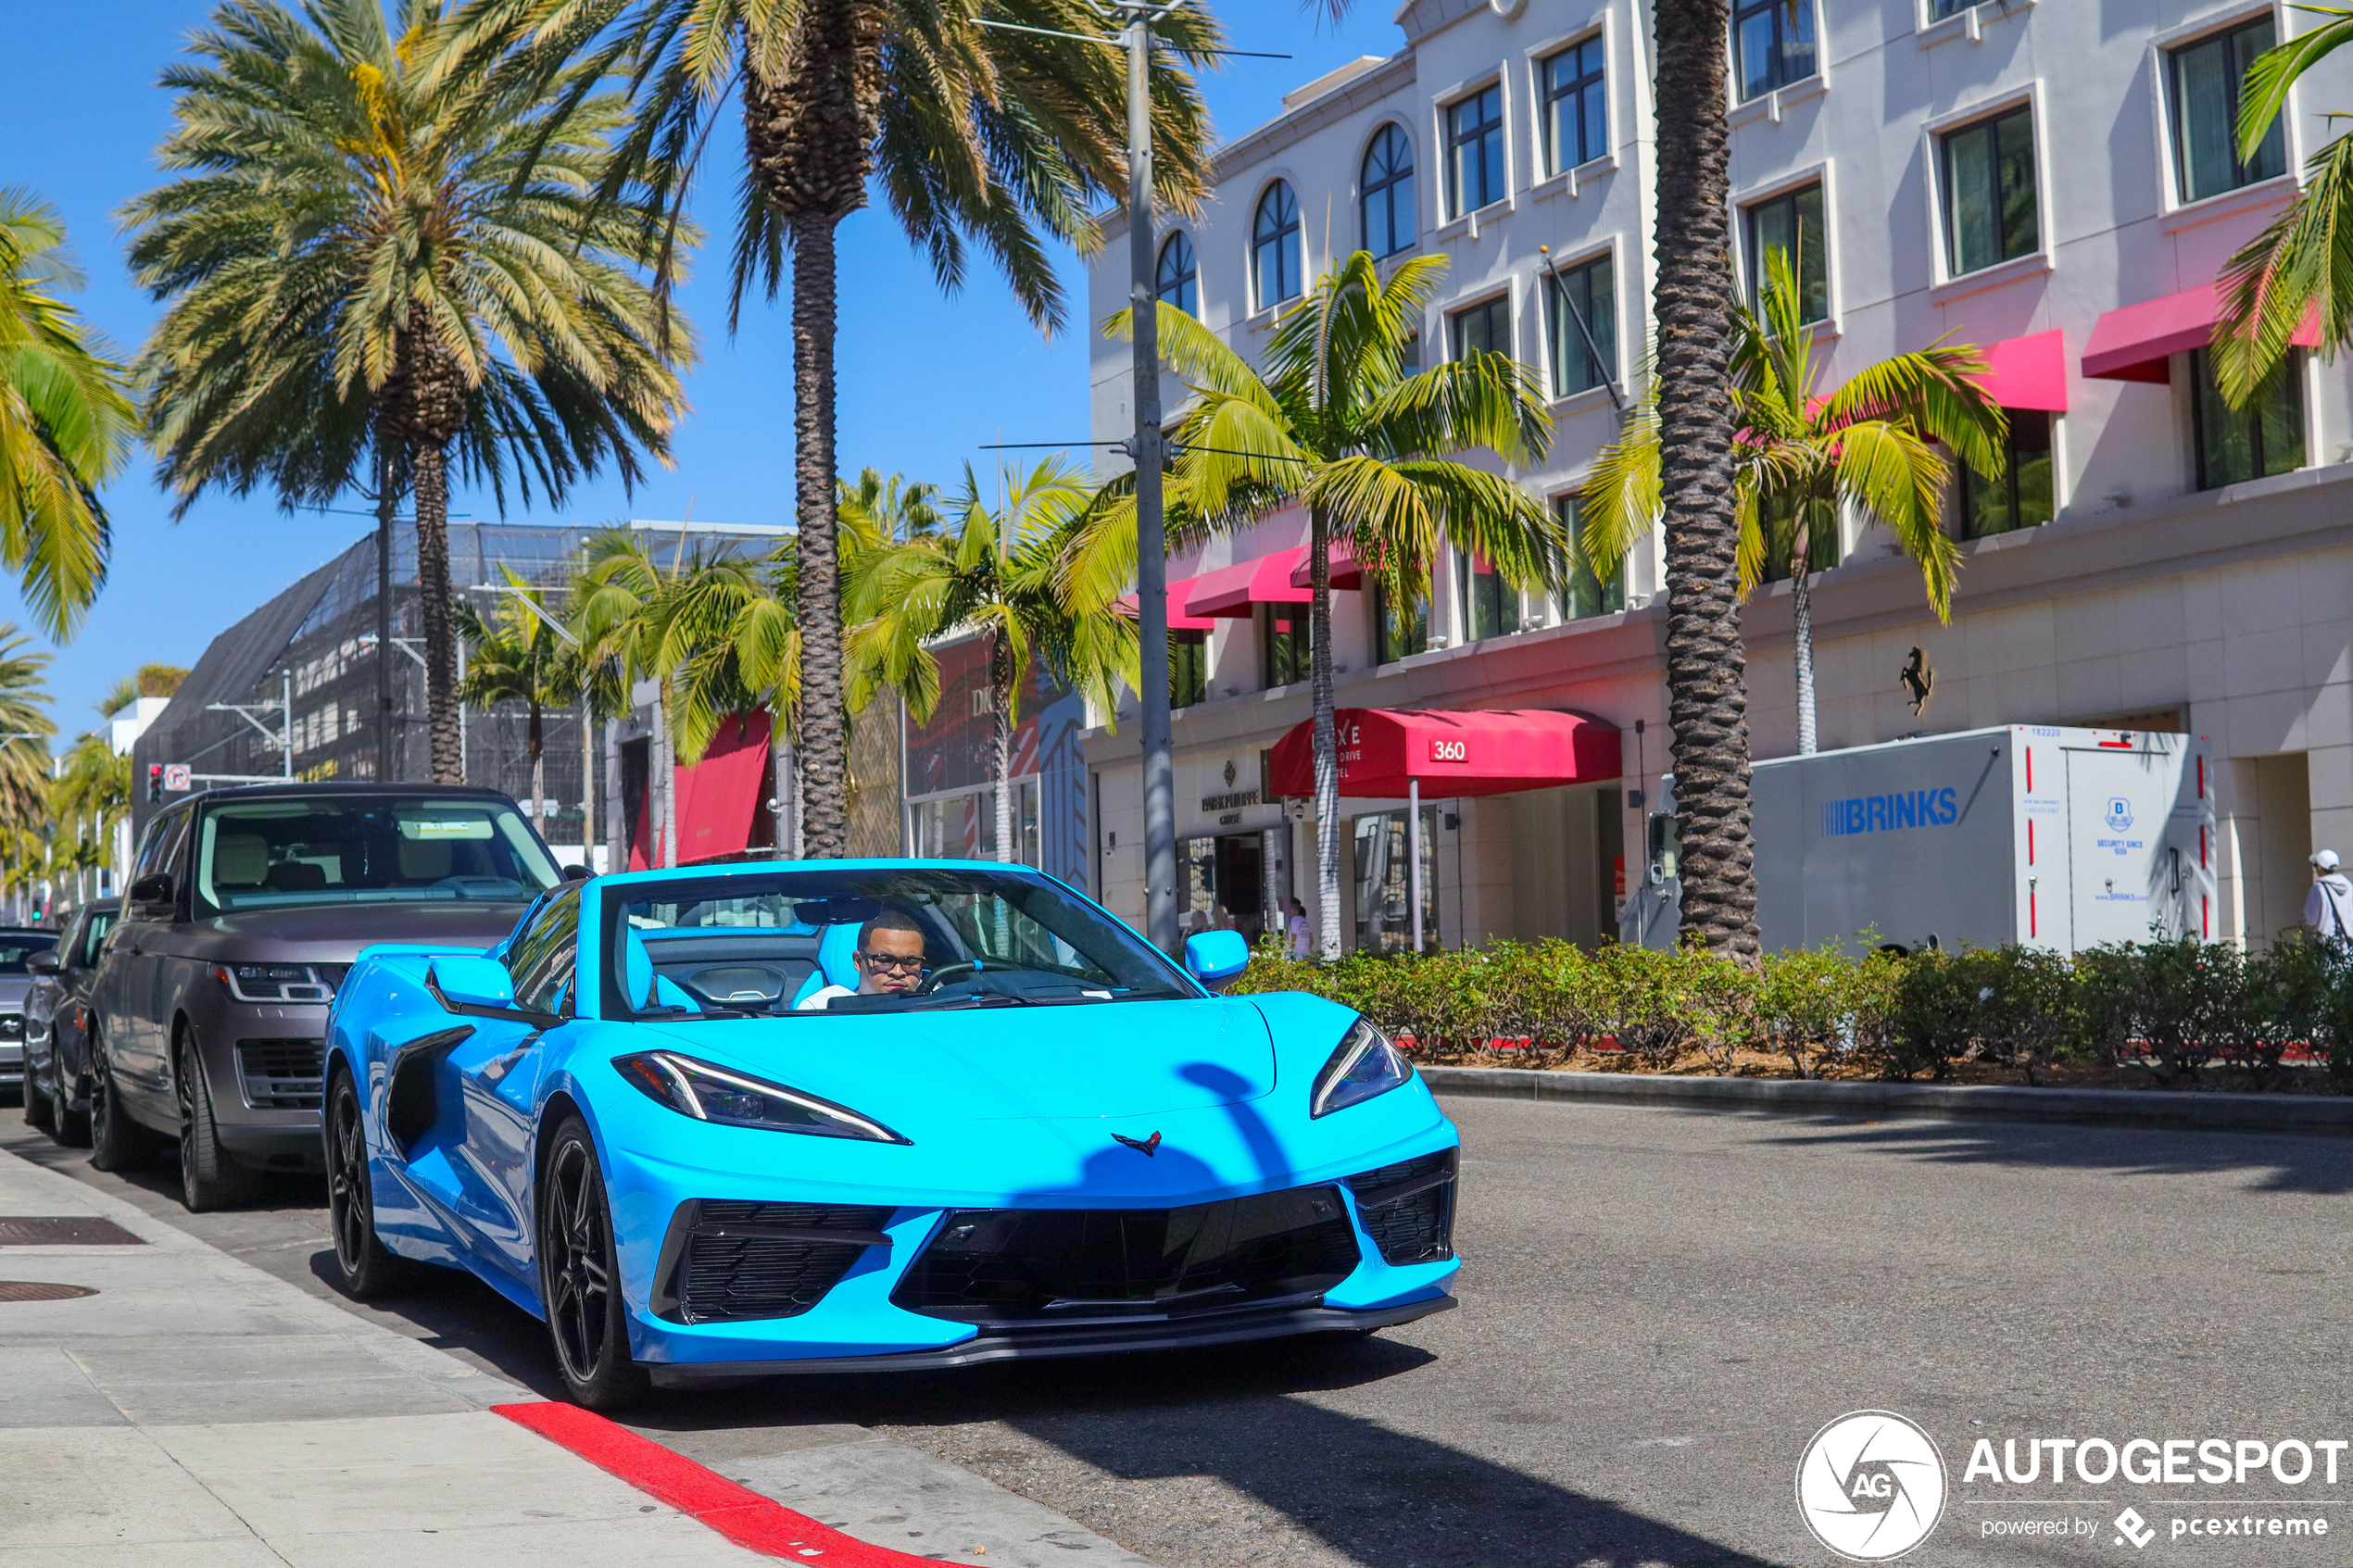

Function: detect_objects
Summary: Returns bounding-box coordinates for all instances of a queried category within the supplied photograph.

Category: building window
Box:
[1545,254,1616,397]
[1155,232,1197,316]
[1733,0,1816,101]
[1252,182,1302,308]
[1743,182,1828,322]
[1361,125,1416,258]
[2171,19,2288,205]
[1373,578,1427,665]
[1956,409,2055,538]
[1170,634,1208,708]
[1554,495,1626,621]
[1461,553,1522,641]
[1451,294,1511,360]
[1541,36,1608,174]
[1446,84,1506,217]
[2191,348,2305,490]
[1941,106,2038,278]
[1259,604,1310,688]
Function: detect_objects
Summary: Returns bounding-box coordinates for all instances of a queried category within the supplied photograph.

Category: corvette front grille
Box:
[891,1185,1361,1326]
[653,1199,895,1324]
[1345,1149,1457,1265]
[237,1038,325,1110]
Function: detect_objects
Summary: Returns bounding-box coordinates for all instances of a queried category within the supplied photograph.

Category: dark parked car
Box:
[0,926,61,1103]
[21,899,117,1143]
[90,784,566,1210]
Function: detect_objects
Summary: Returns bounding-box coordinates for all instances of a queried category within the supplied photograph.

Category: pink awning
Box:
[1287,538,1367,591]
[675,712,773,865]
[1116,575,1217,634]
[2082,282,2320,384]
[1970,329,2069,411]
[1187,548,1313,618]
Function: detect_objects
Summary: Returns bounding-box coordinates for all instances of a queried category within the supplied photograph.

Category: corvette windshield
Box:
[610,868,1193,1018]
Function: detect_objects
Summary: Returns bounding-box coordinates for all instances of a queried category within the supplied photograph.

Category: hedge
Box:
[1227,935,2353,1090]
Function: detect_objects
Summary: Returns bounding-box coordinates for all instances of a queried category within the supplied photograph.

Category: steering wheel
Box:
[913,961,982,995]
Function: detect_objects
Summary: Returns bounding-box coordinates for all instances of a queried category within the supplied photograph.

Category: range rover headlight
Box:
[1310,1018,1415,1118]
[611,1050,909,1144]
[214,964,336,1003]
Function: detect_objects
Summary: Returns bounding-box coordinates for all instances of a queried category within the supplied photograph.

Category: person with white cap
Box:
[2305,849,2351,941]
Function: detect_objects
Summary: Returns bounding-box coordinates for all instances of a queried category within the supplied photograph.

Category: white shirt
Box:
[1286,913,1312,959]
[796,985,856,1011]
[2306,874,2352,938]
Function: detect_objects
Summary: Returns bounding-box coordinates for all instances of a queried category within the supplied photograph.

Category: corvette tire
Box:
[21,1063,53,1132]
[538,1115,649,1410]
[177,1035,260,1212]
[326,1068,426,1299]
[89,1042,155,1173]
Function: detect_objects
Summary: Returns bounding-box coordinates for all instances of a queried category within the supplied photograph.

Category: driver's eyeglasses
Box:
[857,951,925,972]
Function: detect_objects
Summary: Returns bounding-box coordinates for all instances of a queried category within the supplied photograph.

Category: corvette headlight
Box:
[610,1051,909,1144]
[1311,1018,1415,1118]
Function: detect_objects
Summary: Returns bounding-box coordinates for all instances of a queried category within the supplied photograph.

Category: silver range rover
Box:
[89,784,571,1211]
[0,927,61,1097]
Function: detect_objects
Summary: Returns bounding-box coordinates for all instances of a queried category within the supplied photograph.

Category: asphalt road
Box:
[6,1094,2349,1568]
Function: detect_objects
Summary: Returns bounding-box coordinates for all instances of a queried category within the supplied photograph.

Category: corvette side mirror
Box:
[429,954,517,1012]
[1183,930,1250,990]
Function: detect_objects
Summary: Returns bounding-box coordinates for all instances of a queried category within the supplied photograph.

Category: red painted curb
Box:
[493,1400,937,1564]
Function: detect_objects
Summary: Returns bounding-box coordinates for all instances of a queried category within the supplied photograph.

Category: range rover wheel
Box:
[325,1068,424,1298]
[176,1034,259,1211]
[537,1116,649,1410]
[88,1040,154,1173]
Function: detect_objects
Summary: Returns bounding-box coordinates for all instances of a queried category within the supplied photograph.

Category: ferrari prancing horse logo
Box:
[1112,1131,1163,1157]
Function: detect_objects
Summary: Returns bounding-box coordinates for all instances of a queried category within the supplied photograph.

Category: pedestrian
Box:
[1286,897,1312,960]
[2306,849,2351,942]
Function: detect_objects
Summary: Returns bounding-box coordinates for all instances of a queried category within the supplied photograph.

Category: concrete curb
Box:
[1421,1064,2353,1137]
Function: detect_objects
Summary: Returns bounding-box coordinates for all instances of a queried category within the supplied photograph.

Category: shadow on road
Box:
[1751,1112,2353,1194]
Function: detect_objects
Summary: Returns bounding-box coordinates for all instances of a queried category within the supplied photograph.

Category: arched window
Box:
[1155,232,1198,316]
[1361,126,1415,258]
[1252,181,1302,308]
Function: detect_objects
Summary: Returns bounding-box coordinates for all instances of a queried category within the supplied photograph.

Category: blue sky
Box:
[2,3,1392,737]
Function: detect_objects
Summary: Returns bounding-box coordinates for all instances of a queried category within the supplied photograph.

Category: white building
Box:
[1082,0,2353,954]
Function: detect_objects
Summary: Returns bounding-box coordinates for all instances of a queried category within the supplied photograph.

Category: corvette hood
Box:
[640,997,1277,1123]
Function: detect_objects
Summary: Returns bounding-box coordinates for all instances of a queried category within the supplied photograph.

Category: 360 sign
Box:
[1429,738,1469,764]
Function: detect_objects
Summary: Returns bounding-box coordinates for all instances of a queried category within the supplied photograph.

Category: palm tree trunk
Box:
[1310,507,1341,961]
[580,697,597,868]
[655,686,677,868]
[412,437,462,784]
[527,702,545,825]
[1652,0,1760,959]
[789,212,847,859]
[991,635,1015,863]
[1791,525,1818,756]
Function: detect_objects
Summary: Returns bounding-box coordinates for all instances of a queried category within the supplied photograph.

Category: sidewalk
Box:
[0,1143,1152,1566]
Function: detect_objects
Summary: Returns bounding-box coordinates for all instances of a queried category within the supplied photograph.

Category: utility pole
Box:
[1123,3,1177,956]
[375,452,396,783]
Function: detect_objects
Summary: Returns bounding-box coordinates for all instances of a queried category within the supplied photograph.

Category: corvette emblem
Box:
[1112,1131,1163,1157]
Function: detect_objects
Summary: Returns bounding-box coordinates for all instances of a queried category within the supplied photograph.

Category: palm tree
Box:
[0,189,135,640]
[128,0,693,785]
[53,733,131,905]
[1584,255,2007,755]
[1086,252,1560,960]
[456,567,582,822]
[2213,18,2351,400]
[556,0,1218,858]
[0,628,54,839]
[848,458,1132,864]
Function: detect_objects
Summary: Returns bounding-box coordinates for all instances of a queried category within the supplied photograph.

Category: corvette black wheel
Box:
[176,1034,259,1212]
[88,1040,155,1173]
[326,1069,424,1299]
[538,1116,648,1409]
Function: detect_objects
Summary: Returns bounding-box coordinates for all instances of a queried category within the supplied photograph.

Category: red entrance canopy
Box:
[1269,708,1621,799]
[2082,282,2320,383]
[1186,548,1313,618]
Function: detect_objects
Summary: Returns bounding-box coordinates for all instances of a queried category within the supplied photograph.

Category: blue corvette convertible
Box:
[322,859,1460,1407]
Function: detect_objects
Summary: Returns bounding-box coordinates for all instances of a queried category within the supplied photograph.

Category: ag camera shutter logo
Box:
[1796,1411,1948,1561]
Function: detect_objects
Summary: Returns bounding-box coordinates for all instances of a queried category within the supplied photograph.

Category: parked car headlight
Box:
[610,1051,909,1144]
[1311,1019,1415,1118]
[0,1014,21,1040]
[213,964,337,1003]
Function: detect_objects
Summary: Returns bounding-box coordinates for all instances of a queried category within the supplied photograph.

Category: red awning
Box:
[1269,708,1622,800]
[2082,282,2321,383]
[1115,576,1217,634]
[1970,329,2069,410]
[675,712,773,865]
[1185,548,1314,618]
[1287,538,1366,591]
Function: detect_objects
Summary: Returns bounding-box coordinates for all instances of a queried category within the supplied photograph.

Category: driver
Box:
[797,909,929,1010]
